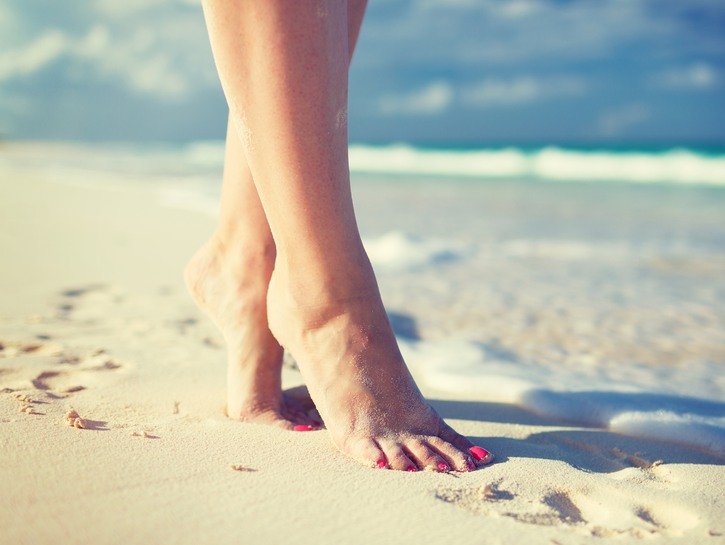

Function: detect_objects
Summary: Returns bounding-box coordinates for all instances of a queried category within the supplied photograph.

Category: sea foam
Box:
[348,144,725,185]
[400,338,725,456]
[365,228,724,456]
[9,141,723,190]
[363,232,469,271]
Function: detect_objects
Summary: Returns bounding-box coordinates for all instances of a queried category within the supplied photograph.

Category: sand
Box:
[1,146,724,545]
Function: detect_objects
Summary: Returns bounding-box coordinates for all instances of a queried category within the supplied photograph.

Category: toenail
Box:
[376,459,387,469]
[293,425,314,432]
[437,462,450,472]
[469,446,491,462]
[406,465,417,472]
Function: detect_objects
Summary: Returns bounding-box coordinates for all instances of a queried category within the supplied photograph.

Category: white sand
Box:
[1,149,724,545]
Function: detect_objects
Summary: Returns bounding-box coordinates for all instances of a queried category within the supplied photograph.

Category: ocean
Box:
[2,141,724,455]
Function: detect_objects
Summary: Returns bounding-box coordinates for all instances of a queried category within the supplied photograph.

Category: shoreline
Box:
[1,150,724,544]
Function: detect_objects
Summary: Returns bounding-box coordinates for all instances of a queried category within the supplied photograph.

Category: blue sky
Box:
[1,0,723,144]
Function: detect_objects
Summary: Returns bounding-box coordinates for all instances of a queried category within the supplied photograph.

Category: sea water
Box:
[3,141,724,454]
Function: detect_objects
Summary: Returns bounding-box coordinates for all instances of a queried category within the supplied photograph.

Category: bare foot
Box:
[266,263,494,472]
[184,235,318,430]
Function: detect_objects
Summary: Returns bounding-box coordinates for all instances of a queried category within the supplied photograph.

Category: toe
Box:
[292,424,316,432]
[469,445,494,465]
[427,436,476,472]
[289,410,318,427]
[235,408,301,431]
[438,421,476,452]
[437,422,492,468]
[345,437,388,469]
[404,438,452,472]
[377,438,418,472]
[280,401,321,429]
[283,395,322,426]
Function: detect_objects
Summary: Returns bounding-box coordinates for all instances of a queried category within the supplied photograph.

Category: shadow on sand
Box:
[429,397,725,472]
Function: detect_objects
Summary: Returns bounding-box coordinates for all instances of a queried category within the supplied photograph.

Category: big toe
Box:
[438,422,494,467]
[228,406,318,432]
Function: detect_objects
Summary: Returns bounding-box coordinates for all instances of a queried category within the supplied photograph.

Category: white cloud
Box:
[379,81,454,116]
[462,76,586,107]
[94,0,198,18]
[378,75,586,116]
[598,103,651,137]
[0,26,114,82]
[0,30,69,81]
[419,0,479,8]
[494,0,543,19]
[420,0,541,15]
[366,0,679,68]
[0,5,20,44]
[2,0,723,140]
[75,25,193,98]
[0,9,213,101]
[117,51,189,97]
[653,62,718,90]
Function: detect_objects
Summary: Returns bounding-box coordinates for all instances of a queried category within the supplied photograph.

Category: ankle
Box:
[269,250,383,327]
[209,229,276,277]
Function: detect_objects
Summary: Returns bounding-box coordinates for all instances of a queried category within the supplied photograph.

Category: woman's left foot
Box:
[184,233,319,430]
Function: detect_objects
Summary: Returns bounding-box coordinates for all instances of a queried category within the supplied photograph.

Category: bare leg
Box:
[184,118,314,428]
[202,0,492,471]
[186,0,369,429]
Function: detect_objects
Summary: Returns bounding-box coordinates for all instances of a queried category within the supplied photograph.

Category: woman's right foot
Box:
[184,234,318,430]
[266,257,494,472]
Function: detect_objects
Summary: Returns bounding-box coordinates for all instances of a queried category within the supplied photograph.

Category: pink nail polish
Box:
[376,459,387,469]
[406,465,417,472]
[293,425,314,432]
[469,446,490,462]
[437,462,450,472]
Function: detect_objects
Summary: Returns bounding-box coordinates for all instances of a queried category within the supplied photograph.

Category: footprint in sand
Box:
[55,284,128,323]
[174,317,198,334]
[435,479,700,539]
[32,370,87,393]
[0,340,64,359]
[0,340,123,397]
[32,353,123,395]
[60,285,107,298]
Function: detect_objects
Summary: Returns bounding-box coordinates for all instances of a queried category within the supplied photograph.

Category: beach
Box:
[1,141,724,544]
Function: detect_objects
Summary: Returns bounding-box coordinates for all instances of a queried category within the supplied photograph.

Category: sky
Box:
[1,0,723,145]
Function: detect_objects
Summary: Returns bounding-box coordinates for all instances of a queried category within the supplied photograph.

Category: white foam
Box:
[350,144,528,178]
[499,239,631,260]
[8,141,724,188]
[610,412,725,455]
[155,184,219,216]
[182,140,225,168]
[349,144,725,186]
[400,337,725,456]
[363,232,469,271]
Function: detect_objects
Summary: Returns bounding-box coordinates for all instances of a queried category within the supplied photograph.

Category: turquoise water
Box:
[3,141,724,186]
